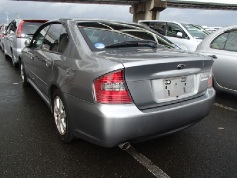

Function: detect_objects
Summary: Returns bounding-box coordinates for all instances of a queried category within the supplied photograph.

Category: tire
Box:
[20,62,29,87]
[53,89,74,143]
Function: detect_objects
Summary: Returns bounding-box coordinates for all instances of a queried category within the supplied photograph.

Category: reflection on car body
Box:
[21,19,215,147]
[196,25,237,95]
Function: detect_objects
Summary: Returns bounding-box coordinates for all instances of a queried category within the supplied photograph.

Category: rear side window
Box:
[42,24,63,52]
[42,23,69,54]
[32,25,50,48]
[58,27,69,54]
[224,31,237,52]
[148,22,166,35]
[210,32,228,50]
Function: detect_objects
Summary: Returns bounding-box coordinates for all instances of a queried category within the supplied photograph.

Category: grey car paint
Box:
[21,19,215,147]
[196,25,237,95]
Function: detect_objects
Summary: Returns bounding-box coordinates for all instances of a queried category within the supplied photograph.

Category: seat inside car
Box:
[58,33,69,53]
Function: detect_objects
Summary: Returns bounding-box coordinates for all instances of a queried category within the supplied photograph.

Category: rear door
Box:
[34,23,69,96]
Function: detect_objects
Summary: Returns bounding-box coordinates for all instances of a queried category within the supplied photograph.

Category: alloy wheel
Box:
[54,96,67,135]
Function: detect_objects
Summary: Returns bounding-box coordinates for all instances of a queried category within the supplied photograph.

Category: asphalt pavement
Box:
[0,50,237,178]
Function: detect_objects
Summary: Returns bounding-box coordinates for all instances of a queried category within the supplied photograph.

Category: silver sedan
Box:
[196,26,237,95]
[20,19,215,147]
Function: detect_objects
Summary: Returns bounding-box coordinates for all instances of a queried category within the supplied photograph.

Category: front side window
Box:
[210,32,228,50]
[182,24,209,39]
[224,30,237,52]
[167,23,188,39]
[78,21,176,51]
[145,22,166,35]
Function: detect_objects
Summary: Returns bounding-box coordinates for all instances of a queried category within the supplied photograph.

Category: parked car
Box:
[196,25,237,95]
[3,19,47,67]
[139,20,210,52]
[0,24,8,51]
[20,19,215,147]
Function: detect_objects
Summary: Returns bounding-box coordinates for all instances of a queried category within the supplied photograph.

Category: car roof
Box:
[47,18,143,27]
[138,20,191,25]
[205,25,237,40]
[198,25,237,49]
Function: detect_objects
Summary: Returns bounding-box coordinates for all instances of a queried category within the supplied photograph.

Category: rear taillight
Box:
[17,21,24,38]
[93,70,132,104]
[1,33,4,38]
[208,69,213,87]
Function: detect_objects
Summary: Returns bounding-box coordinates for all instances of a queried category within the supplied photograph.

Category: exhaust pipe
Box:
[118,142,131,150]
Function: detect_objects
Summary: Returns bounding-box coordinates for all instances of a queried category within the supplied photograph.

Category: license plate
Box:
[151,75,197,102]
[163,76,188,98]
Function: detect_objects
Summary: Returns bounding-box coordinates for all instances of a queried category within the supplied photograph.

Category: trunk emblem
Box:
[177,64,186,70]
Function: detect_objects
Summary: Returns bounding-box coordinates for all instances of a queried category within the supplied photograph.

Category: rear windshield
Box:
[22,22,45,36]
[77,21,178,51]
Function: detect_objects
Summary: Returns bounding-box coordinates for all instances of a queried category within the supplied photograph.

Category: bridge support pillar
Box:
[130,0,167,22]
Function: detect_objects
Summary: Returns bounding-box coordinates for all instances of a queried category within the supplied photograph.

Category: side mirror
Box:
[25,38,31,47]
[176,32,183,38]
[3,30,7,35]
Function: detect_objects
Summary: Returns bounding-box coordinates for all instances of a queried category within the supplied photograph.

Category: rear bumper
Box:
[64,88,215,147]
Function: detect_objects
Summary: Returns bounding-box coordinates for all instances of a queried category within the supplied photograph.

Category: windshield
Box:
[182,23,210,39]
[78,21,177,51]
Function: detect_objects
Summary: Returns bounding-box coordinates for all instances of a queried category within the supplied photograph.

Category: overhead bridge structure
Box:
[14,0,237,21]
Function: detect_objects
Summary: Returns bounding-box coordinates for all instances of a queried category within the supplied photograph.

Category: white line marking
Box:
[120,146,170,178]
[214,103,237,112]
[118,102,237,178]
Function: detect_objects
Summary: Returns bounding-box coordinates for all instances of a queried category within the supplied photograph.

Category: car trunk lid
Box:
[97,48,213,109]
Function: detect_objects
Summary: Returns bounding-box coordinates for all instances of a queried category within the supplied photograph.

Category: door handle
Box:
[30,55,34,60]
[208,55,217,59]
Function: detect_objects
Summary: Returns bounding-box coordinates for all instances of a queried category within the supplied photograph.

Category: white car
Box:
[139,20,210,52]
[0,24,8,51]
[196,25,237,95]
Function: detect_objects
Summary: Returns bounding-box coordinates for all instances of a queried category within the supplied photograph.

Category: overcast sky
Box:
[0,0,237,27]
